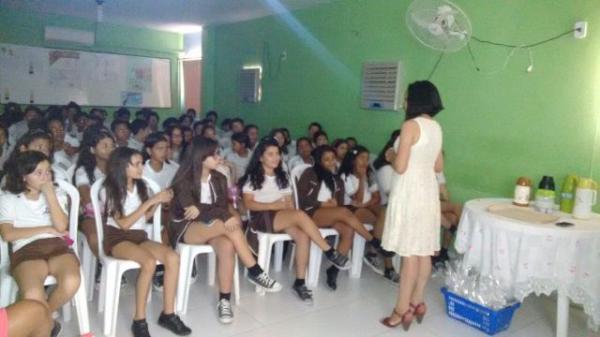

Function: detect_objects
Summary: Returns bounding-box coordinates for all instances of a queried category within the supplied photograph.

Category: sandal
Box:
[410,302,427,324]
[380,307,414,331]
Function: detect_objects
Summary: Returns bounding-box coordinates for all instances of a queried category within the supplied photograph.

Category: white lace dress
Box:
[382,117,442,256]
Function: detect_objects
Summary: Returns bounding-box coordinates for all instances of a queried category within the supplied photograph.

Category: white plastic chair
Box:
[175,243,240,314]
[91,177,162,337]
[0,180,91,335]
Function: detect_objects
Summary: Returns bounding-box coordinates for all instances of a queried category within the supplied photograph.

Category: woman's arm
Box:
[242,193,289,211]
[0,223,60,242]
[434,151,444,173]
[112,191,171,230]
[40,183,68,232]
[393,121,419,174]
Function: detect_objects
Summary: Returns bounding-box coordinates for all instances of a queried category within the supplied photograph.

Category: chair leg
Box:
[73,268,91,335]
[306,241,323,288]
[98,262,106,313]
[288,243,296,271]
[102,265,117,337]
[61,302,72,322]
[233,256,240,305]
[208,252,216,286]
[273,241,284,272]
[176,248,192,315]
[256,236,270,294]
[82,247,96,302]
[350,233,366,278]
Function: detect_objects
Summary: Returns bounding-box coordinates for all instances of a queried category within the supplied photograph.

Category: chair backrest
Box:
[90,177,162,260]
[56,179,81,251]
[290,163,311,210]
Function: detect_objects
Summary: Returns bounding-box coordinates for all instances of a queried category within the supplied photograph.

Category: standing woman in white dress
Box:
[381,81,444,330]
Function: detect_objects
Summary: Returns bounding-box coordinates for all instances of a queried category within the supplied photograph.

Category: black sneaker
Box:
[50,320,61,337]
[326,267,338,291]
[376,245,396,258]
[152,273,164,292]
[292,284,314,305]
[157,312,192,336]
[363,252,384,275]
[326,251,351,270]
[247,271,283,292]
[131,319,151,337]
[383,268,400,283]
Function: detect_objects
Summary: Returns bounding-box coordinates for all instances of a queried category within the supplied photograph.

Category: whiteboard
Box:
[0,43,172,108]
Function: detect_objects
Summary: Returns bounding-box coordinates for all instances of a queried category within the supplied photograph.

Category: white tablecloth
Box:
[455,198,600,328]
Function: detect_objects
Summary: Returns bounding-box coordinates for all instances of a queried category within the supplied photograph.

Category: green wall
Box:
[0,8,183,118]
[203,0,600,204]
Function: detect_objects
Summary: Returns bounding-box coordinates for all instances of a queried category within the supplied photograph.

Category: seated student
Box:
[287,137,314,171]
[73,127,115,258]
[166,125,184,163]
[8,105,42,146]
[313,131,329,147]
[269,129,290,166]
[280,128,296,157]
[432,170,463,266]
[179,114,193,129]
[129,120,152,151]
[4,130,68,182]
[46,116,75,170]
[70,112,89,142]
[101,147,191,337]
[143,132,179,191]
[241,137,350,303]
[0,299,53,337]
[331,139,348,171]
[0,151,81,337]
[297,145,386,289]
[0,124,11,173]
[181,126,193,145]
[229,118,245,135]
[145,111,160,133]
[339,145,398,282]
[192,120,206,137]
[307,122,322,140]
[169,137,281,323]
[345,137,357,150]
[200,124,218,141]
[224,132,251,182]
[111,120,130,148]
[113,107,131,123]
[205,110,218,125]
[244,124,259,151]
[373,130,401,206]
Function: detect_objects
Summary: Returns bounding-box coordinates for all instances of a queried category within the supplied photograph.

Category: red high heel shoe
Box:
[380,307,414,331]
[410,302,427,324]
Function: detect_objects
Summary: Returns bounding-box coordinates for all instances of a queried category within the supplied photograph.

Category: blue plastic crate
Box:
[441,287,521,335]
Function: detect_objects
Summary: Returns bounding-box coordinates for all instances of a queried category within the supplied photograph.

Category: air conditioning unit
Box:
[240,66,262,103]
[44,26,95,46]
[361,61,403,111]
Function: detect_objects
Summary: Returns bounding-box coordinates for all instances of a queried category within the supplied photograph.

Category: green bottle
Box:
[560,175,578,213]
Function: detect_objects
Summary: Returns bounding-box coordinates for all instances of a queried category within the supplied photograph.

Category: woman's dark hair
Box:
[143,132,170,162]
[171,136,219,202]
[130,119,148,135]
[110,119,129,133]
[331,138,347,150]
[312,145,337,194]
[200,124,215,137]
[74,126,115,185]
[179,114,193,125]
[269,128,288,154]
[296,137,312,152]
[221,118,232,129]
[231,132,250,149]
[308,122,322,131]
[162,117,179,130]
[280,128,291,146]
[3,151,52,194]
[114,107,130,121]
[339,145,374,184]
[405,80,443,120]
[244,124,258,133]
[206,110,218,121]
[5,130,52,174]
[373,130,401,170]
[103,147,148,217]
[166,125,183,142]
[313,130,328,144]
[239,137,289,191]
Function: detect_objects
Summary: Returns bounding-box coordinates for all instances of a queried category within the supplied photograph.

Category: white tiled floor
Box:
[61,257,598,337]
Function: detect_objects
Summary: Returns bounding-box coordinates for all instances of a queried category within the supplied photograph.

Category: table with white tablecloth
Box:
[455,198,600,337]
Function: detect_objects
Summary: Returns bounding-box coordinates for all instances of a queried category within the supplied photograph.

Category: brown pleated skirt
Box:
[103,226,149,256]
[10,238,78,272]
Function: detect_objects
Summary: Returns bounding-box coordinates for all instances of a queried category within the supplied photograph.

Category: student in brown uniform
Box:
[168,136,282,324]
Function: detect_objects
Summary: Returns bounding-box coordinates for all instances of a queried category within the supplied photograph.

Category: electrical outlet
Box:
[280,51,287,61]
[574,21,587,39]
